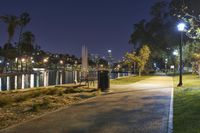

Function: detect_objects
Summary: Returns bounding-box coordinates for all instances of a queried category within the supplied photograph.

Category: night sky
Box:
[0,0,170,60]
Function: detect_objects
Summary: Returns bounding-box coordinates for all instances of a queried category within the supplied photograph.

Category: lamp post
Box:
[21,58,26,72]
[177,23,186,87]
[165,58,168,74]
[43,58,48,69]
[173,50,178,76]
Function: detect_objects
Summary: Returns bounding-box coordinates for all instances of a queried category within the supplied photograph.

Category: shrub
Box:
[30,104,39,112]
[46,89,59,95]
[64,88,83,94]
[58,91,63,96]
[15,94,30,102]
[0,97,12,107]
[41,98,50,107]
[31,91,41,98]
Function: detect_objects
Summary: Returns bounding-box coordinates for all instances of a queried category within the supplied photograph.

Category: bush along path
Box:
[0,86,98,130]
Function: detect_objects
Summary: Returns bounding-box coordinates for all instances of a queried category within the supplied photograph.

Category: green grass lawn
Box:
[174,74,200,133]
[110,75,152,85]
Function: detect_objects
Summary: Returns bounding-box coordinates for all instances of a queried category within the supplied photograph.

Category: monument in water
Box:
[81,45,88,77]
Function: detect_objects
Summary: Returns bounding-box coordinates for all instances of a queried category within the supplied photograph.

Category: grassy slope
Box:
[0,87,97,129]
[110,75,152,85]
[174,74,200,133]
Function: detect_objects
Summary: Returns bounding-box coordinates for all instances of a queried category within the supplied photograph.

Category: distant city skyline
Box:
[0,0,170,59]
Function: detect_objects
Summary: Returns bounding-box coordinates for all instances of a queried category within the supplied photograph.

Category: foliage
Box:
[18,31,35,55]
[0,12,80,72]
[18,12,31,46]
[125,45,151,76]
[0,15,19,43]
[130,0,200,72]
[129,1,179,70]
[2,43,17,60]
[170,0,200,39]
[183,40,200,75]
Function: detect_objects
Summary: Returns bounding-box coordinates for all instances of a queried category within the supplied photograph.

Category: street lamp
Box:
[21,58,26,63]
[165,58,168,74]
[173,50,178,76]
[177,22,186,87]
[43,58,48,69]
[21,58,26,72]
[173,50,178,56]
[43,58,48,63]
[59,60,63,64]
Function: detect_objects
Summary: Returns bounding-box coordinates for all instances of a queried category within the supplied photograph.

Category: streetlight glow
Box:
[173,50,178,56]
[21,58,25,62]
[60,60,63,64]
[43,58,48,63]
[108,50,111,53]
[177,23,186,31]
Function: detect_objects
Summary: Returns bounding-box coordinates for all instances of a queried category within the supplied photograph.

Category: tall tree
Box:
[170,0,200,39]
[19,31,35,55]
[182,40,200,74]
[129,1,179,69]
[0,15,19,44]
[125,45,151,76]
[18,12,31,42]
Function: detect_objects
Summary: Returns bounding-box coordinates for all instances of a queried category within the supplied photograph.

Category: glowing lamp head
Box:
[60,60,63,64]
[43,58,48,63]
[21,58,25,62]
[173,50,178,56]
[108,50,111,53]
[177,23,186,31]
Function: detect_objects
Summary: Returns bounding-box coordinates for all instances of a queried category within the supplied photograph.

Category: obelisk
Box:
[81,45,88,77]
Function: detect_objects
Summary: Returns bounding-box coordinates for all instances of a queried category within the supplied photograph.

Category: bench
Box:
[79,76,96,86]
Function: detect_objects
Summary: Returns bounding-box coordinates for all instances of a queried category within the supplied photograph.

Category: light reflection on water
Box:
[0,71,130,91]
[0,70,76,91]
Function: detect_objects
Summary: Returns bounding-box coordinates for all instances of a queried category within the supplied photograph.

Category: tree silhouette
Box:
[0,15,19,44]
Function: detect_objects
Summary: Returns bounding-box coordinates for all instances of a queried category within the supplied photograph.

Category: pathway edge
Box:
[167,79,174,133]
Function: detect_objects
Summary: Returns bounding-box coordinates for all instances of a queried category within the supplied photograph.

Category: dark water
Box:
[0,70,77,91]
[0,71,130,91]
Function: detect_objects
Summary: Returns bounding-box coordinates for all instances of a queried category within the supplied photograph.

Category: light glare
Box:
[177,23,186,31]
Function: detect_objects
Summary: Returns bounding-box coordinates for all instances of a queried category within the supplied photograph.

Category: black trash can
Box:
[98,70,110,91]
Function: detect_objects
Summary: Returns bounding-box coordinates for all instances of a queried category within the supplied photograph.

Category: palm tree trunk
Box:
[17,26,24,72]
[18,26,23,43]
[7,37,12,44]
[18,26,24,55]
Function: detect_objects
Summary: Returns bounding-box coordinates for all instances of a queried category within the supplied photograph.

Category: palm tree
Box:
[0,15,19,44]
[19,31,35,55]
[18,12,31,42]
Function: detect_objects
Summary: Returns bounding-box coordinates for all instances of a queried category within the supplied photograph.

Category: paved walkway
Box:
[0,76,173,133]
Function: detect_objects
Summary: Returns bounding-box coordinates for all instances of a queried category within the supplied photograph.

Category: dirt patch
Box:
[0,86,98,130]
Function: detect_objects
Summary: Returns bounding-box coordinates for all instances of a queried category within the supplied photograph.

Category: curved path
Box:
[0,76,173,133]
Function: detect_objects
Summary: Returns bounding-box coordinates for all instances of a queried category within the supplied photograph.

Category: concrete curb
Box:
[167,82,174,133]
